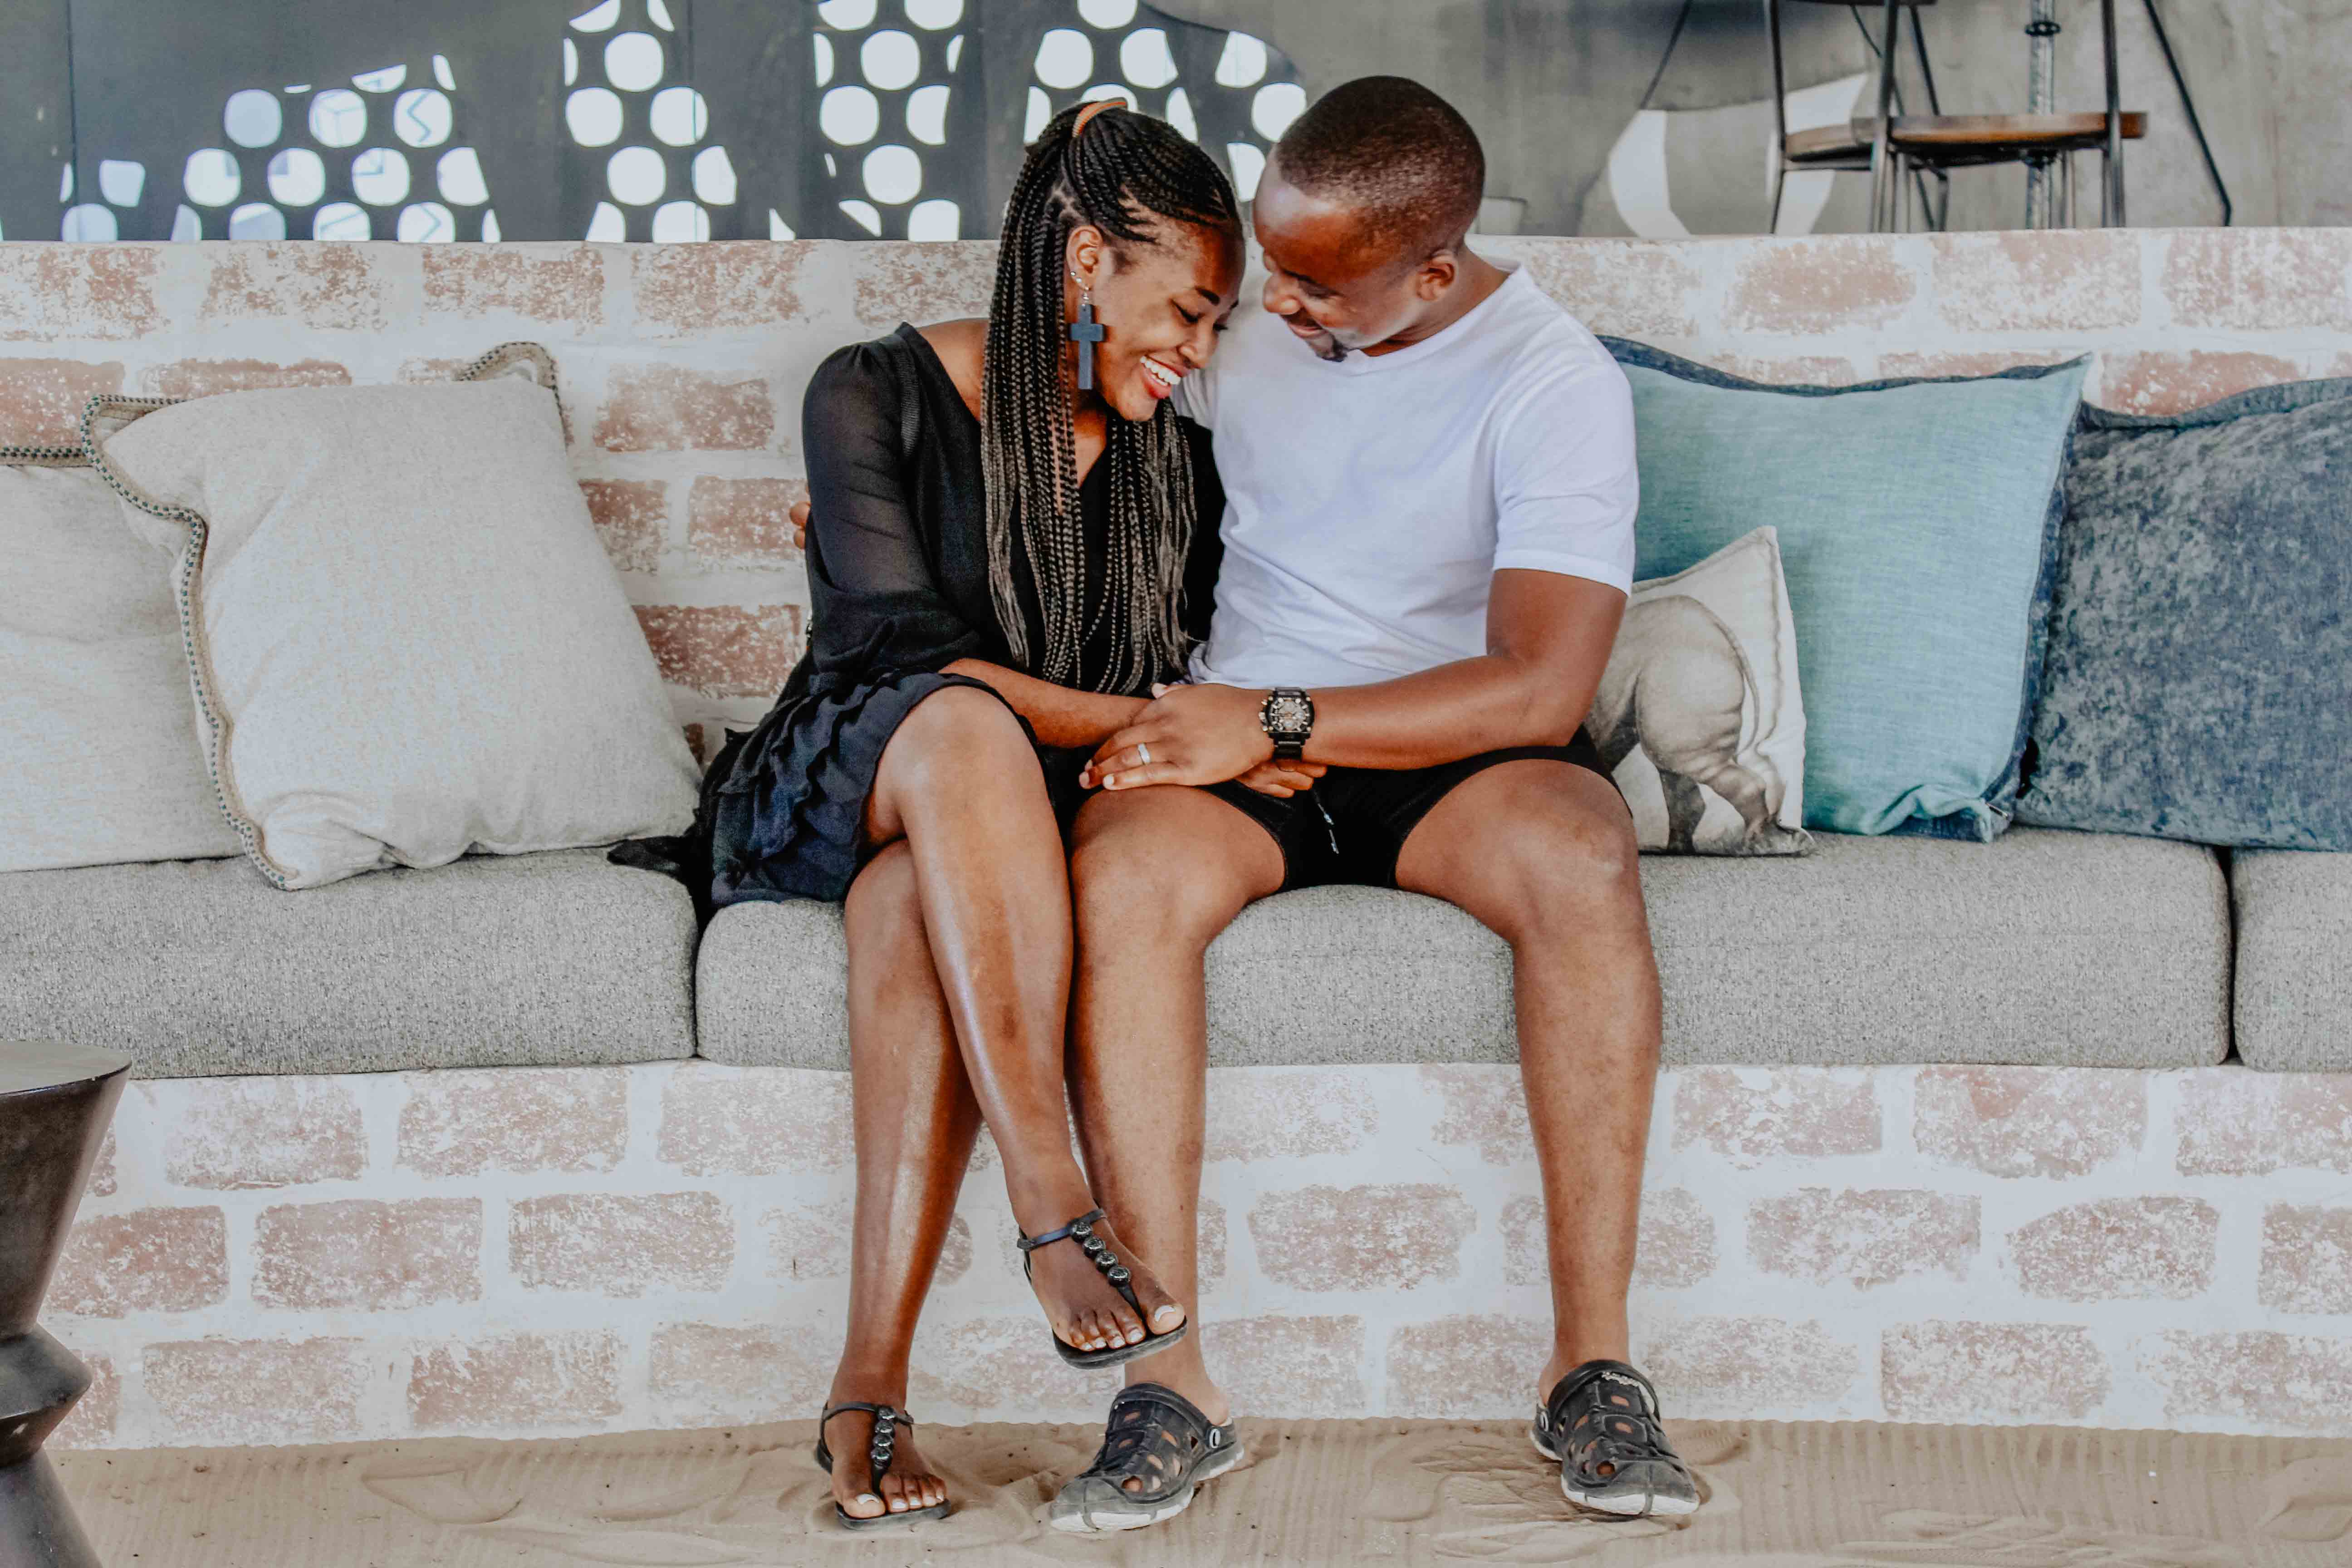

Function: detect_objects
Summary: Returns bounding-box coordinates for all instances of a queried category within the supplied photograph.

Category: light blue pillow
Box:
[1603,341,2087,839]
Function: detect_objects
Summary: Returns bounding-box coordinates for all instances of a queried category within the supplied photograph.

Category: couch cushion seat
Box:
[0,848,697,1076]
[2230,849,2352,1071]
[696,826,2227,1071]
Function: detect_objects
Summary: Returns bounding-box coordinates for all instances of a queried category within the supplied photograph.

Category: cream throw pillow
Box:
[85,370,698,889]
[1589,524,1811,855]
[0,460,243,871]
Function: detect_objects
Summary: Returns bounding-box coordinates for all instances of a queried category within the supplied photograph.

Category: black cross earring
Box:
[1069,275,1103,391]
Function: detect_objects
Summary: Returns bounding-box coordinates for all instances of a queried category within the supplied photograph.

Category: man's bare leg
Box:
[1392,759,1661,1399]
[1066,785,1285,1437]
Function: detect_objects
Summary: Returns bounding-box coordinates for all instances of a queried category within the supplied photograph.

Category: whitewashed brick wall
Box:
[44,1061,2352,1448]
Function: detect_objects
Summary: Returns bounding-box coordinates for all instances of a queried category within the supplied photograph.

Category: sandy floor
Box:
[54,1415,2352,1566]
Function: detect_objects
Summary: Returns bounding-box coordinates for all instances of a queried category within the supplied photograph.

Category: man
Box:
[1049,76,1698,1530]
[791,75,1694,1531]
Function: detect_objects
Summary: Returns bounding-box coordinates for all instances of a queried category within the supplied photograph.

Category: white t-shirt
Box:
[1178,264,1637,691]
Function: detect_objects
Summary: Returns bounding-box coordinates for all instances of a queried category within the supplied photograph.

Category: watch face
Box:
[1264,692,1313,735]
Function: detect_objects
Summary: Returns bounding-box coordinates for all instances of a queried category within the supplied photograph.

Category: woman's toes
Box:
[846,1488,883,1519]
[1110,1306,1145,1345]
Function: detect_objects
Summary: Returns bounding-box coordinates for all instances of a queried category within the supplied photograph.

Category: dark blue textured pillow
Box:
[2019,377,2352,848]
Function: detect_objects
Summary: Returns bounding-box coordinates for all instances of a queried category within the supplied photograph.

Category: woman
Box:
[616,101,1283,1529]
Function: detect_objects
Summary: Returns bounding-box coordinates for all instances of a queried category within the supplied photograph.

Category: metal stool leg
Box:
[2,1044,132,1568]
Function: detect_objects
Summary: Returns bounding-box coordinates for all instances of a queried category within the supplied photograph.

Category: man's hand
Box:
[1082,682,1276,791]
[789,497,811,553]
[1234,758,1327,798]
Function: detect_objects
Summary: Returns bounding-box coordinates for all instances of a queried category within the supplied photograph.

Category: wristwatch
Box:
[1259,688,1315,760]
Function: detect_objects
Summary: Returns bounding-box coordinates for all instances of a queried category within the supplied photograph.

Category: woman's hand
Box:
[789,497,811,552]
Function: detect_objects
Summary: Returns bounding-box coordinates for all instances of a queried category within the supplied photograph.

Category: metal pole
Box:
[2101,0,2124,225]
[2024,0,2059,228]
[1867,0,1901,231]
[2141,0,2230,223]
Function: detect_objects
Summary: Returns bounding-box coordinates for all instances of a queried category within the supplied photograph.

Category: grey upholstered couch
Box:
[7,822,2343,1076]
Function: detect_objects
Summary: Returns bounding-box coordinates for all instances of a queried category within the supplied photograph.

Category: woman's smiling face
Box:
[1066,220,1245,423]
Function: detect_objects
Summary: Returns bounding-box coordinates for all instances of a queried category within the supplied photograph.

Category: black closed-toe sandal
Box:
[1530,1360,1700,1518]
[1017,1207,1189,1369]
[813,1401,950,1530]
[1048,1382,1242,1534]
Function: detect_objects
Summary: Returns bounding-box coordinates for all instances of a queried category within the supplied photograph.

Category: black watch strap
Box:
[1261,688,1314,761]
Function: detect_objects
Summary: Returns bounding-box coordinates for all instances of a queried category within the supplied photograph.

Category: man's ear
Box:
[1414,248,1459,302]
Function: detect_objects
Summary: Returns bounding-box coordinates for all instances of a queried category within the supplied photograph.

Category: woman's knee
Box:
[879,686,1028,790]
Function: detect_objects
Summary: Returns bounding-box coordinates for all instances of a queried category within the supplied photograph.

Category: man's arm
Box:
[1083,568,1624,787]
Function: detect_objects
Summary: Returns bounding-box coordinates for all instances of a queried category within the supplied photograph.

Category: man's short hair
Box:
[1268,76,1485,262]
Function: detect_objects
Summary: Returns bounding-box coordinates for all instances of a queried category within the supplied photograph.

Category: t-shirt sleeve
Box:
[1171,353,1218,428]
[1489,354,1639,594]
[800,341,991,671]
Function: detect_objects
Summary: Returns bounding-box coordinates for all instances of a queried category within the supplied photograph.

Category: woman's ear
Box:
[1065,223,1106,290]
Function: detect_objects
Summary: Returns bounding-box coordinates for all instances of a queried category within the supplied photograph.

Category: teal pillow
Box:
[1603,342,2087,839]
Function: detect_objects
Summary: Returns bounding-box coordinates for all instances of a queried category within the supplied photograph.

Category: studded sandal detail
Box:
[1048,1382,1242,1534]
[1016,1207,1188,1369]
[1530,1360,1700,1517]
[813,1401,950,1530]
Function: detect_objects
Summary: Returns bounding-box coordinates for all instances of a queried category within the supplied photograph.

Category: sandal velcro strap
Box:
[1075,1383,1226,1505]
[1541,1360,1694,1504]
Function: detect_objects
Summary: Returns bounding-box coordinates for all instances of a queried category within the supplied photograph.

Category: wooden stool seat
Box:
[1788,112,2146,167]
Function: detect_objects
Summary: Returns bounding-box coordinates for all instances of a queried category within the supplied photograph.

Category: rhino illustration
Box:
[1587,594,1810,854]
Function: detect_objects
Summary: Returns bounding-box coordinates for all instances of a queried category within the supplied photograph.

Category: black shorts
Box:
[1202,727,1617,892]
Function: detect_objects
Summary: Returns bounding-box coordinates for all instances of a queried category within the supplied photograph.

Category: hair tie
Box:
[1072,97,1127,137]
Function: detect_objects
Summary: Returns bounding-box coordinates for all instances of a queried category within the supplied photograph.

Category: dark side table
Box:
[2,1043,129,1568]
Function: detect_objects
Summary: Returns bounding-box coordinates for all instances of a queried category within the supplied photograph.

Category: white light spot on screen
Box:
[1119,28,1176,88]
[906,83,949,144]
[229,202,284,239]
[606,33,665,91]
[862,30,921,90]
[564,39,579,85]
[182,149,240,206]
[1024,86,1049,141]
[1225,141,1264,200]
[433,54,455,89]
[436,147,487,204]
[813,34,834,85]
[313,201,371,240]
[1033,29,1092,89]
[769,208,795,239]
[586,200,625,240]
[608,146,666,204]
[482,209,501,240]
[821,86,880,145]
[650,86,709,145]
[1082,83,1128,103]
[98,159,144,206]
[566,88,623,145]
[692,146,736,203]
[838,198,882,235]
[395,88,452,147]
[61,204,116,240]
[907,197,958,239]
[352,148,411,205]
[170,203,201,241]
[824,152,836,176]
[58,164,70,201]
[904,0,961,29]
[946,33,963,70]
[571,0,621,32]
[284,83,310,93]
[224,88,280,148]
[397,201,454,240]
[311,89,367,147]
[1215,32,1267,87]
[1252,81,1306,140]
[353,65,406,92]
[268,147,326,205]
[652,200,708,240]
[1078,0,1136,26]
[1166,86,1196,140]
[818,0,877,26]
[647,0,676,31]
[863,143,921,203]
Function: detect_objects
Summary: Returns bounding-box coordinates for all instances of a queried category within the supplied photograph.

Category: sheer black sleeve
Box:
[1177,416,1225,650]
[800,340,990,676]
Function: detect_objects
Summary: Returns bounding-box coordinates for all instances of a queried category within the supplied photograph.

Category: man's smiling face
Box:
[1250,164,1431,361]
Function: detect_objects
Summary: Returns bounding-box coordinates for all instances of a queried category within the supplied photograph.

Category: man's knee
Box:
[1469,779,1644,944]
[1070,801,1251,952]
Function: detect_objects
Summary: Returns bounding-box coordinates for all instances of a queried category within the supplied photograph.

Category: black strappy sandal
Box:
[1048,1382,1241,1534]
[1016,1207,1189,1369]
[813,1401,950,1530]
[1529,1360,1700,1518]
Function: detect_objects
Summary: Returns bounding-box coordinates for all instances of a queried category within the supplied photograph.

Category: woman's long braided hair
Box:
[982,101,1240,695]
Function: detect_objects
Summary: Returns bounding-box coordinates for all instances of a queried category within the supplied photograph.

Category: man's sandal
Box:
[1048,1382,1241,1534]
[1016,1207,1188,1369]
[813,1401,950,1530]
[1529,1360,1700,1518]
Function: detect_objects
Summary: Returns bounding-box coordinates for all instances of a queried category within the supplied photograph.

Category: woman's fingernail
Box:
[1105,774,1119,789]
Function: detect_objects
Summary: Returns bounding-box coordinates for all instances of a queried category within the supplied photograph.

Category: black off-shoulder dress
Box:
[611,324,1224,919]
